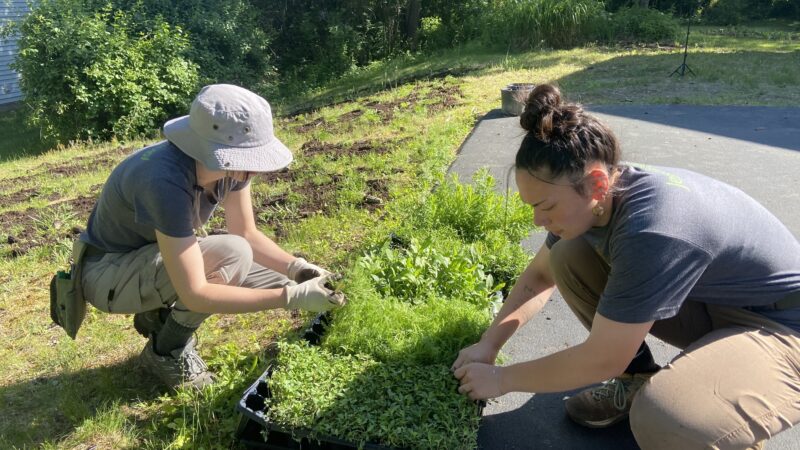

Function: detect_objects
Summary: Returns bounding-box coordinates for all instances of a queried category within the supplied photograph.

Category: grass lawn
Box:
[0,22,798,448]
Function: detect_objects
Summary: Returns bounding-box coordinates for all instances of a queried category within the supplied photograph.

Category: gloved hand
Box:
[284,275,345,312]
[287,257,332,283]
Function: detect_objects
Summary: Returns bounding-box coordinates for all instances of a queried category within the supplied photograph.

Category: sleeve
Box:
[132,175,197,238]
[598,232,713,323]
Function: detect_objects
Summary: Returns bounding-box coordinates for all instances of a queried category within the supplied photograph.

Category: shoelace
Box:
[591,377,631,411]
[179,341,209,380]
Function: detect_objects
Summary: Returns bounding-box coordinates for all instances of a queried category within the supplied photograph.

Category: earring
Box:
[592,204,604,217]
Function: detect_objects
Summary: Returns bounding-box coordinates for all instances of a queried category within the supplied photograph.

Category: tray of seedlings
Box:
[235,172,533,450]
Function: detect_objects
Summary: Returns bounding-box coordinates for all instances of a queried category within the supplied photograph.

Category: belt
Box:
[774,291,800,311]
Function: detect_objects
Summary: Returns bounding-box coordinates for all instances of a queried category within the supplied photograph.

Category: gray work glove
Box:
[287,257,332,283]
[284,275,345,312]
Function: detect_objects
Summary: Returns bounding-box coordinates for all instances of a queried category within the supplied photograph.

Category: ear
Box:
[587,169,609,200]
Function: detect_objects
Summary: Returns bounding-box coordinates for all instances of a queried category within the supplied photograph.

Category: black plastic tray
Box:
[235,365,397,450]
[235,312,483,449]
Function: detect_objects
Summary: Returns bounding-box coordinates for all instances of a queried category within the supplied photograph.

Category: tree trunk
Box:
[638,0,650,8]
[404,0,421,51]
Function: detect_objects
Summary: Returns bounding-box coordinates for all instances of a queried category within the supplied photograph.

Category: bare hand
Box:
[453,363,504,400]
[451,340,498,372]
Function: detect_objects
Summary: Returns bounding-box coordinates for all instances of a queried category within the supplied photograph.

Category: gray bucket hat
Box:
[163,84,293,172]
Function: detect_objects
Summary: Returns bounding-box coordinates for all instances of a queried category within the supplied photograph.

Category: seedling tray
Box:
[236,312,484,449]
[235,365,397,450]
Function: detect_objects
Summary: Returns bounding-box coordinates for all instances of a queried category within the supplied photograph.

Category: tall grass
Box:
[484,0,609,49]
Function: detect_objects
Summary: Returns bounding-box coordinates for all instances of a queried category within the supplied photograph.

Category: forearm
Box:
[482,283,553,349]
[183,283,288,314]
[480,253,556,349]
[501,343,622,394]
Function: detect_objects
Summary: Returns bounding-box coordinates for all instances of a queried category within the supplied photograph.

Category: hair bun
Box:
[520,84,564,141]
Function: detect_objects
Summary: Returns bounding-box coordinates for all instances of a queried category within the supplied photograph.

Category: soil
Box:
[300,139,393,160]
[361,83,463,123]
[1,193,97,258]
[295,116,327,133]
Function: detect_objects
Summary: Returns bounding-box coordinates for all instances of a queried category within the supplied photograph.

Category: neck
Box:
[195,161,226,190]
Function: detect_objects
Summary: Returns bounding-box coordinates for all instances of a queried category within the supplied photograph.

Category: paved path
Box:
[448,105,800,450]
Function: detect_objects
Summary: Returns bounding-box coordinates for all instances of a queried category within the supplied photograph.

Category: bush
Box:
[610,6,681,42]
[99,0,275,91]
[703,0,748,24]
[14,1,198,141]
[482,0,610,49]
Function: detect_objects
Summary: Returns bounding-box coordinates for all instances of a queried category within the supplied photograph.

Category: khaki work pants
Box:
[549,237,800,450]
[81,234,294,328]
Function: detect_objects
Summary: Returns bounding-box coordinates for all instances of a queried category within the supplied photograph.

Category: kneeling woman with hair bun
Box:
[452,84,800,449]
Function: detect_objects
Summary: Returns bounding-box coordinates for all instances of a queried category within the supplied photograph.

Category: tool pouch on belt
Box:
[49,240,89,339]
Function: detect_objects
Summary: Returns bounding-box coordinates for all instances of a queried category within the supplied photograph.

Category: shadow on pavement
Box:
[479,390,639,450]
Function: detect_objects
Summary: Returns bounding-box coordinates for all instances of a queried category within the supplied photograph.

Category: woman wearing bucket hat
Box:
[75,84,344,389]
[452,84,800,449]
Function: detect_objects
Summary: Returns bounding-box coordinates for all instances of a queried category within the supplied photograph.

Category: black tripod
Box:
[670,20,695,77]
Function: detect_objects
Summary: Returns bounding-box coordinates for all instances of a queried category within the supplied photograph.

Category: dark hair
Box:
[515,84,620,193]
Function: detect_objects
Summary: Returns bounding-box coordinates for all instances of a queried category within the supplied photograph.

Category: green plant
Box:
[358,237,500,307]
[483,0,610,49]
[268,342,481,449]
[14,0,198,142]
[609,6,681,43]
[412,170,533,243]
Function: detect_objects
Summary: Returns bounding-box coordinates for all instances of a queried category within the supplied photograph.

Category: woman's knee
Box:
[199,234,253,286]
[630,373,713,449]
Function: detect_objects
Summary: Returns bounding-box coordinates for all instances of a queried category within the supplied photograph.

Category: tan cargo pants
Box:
[549,237,800,450]
[81,234,294,328]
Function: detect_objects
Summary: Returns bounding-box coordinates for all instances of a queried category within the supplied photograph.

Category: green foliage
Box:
[415,170,533,243]
[704,0,748,24]
[483,0,611,49]
[14,0,198,141]
[358,236,500,307]
[609,6,681,42]
[268,342,481,449]
[96,0,276,91]
[322,276,490,365]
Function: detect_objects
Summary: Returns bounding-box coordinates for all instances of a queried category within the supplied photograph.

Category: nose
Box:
[533,213,550,228]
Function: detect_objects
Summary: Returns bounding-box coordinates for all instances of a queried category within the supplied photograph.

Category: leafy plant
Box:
[268,342,481,449]
[411,169,533,244]
[358,236,500,307]
[13,0,198,142]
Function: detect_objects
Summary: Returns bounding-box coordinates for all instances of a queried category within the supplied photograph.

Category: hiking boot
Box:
[133,308,171,338]
[138,335,215,390]
[565,372,654,428]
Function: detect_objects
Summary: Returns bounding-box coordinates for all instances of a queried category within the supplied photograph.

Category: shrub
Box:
[413,170,533,244]
[358,237,500,307]
[14,1,198,141]
[100,0,275,90]
[703,0,748,24]
[482,0,610,49]
[610,6,681,42]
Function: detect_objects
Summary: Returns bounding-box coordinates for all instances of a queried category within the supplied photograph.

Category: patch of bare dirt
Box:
[294,116,327,133]
[1,194,97,258]
[300,139,394,160]
[362,83,463,122]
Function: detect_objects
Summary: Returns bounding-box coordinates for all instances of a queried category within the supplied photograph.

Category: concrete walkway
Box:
[448,105,800,450]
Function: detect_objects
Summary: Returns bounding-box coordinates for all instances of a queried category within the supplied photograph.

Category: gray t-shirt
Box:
[81,141,247,253]
[546,164,800,331]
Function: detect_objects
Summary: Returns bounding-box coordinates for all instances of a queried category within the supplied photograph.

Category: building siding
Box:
[0,0,32,105]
